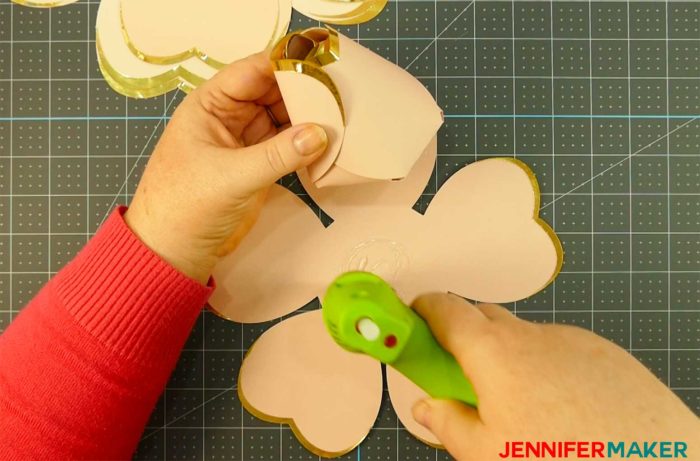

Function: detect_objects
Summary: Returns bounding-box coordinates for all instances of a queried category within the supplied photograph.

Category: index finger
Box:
[411,293,490,356]
[205,52,281,104]
[410,293,515,397]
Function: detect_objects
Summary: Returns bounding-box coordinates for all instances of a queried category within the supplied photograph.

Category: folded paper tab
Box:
[272,27,444,188]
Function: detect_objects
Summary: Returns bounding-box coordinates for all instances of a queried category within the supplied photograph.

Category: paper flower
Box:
[209,137,563,456]
[94,0,388,98]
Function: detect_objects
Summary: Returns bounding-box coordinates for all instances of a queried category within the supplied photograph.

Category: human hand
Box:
[125,53,328,283]
[409,294,699,461]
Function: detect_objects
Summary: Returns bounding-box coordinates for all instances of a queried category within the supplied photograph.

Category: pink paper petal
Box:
[209,185,326,323]
[386,367,441,447]
[424,158,563,303]
[239,310,383,457]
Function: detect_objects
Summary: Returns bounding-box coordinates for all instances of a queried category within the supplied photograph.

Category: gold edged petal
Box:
[119,0,291,68]
[238,310,383,458]
[424,157,563,303]
[96,0,217,98]
[292,0,388,25]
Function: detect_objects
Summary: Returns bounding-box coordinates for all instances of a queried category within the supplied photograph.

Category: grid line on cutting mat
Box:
[0,1,699,460]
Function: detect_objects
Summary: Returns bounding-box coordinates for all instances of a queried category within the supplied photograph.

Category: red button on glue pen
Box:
[384,335,397,348]
[323,271,478,407]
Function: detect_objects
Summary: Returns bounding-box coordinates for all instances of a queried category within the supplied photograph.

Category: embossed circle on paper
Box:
[342,238,409,282]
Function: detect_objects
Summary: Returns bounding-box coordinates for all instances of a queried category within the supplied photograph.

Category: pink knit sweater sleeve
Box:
[0,207,212,460]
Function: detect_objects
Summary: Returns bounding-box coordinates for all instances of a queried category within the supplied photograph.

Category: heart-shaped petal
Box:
[239,310,383,457]
[209,185,325,323]
[425,158,563,303]
[96,0,216,98]
[96,0,291,97]
[120,0,291,67]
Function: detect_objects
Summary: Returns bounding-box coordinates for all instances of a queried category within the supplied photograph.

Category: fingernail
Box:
[293,125,327,156]
[412,400,431,428]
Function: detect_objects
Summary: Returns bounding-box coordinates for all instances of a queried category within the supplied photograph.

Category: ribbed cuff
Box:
[54,207,213,364]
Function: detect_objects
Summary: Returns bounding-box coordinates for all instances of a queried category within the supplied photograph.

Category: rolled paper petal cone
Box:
[208,185,327,324]
[273,27,443,188]
[274,70,346,180]
[11,0,78,6]
[96,0,217,97]
[120,0,292,68]
[239,310,383,457]
[292,0,388,25]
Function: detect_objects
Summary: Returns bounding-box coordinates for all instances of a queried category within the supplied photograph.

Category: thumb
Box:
[413,398,482,460]
[231,124,327,192]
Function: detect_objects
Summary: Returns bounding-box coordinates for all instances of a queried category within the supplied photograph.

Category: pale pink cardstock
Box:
[210,137,562,322]
[119,0,292,66]
[239,310,384,457]
[211,136,563,455]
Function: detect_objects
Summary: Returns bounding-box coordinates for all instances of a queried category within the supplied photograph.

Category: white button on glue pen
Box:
[356,318,380,341]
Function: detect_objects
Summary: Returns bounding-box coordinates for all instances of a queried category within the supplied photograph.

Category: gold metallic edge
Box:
[118,0,286,69]
[271,26,340,67]
[10,0,78,7]
[96,34,203,98]
[237,322,373,459]
[272,27,346,125]
[296,0,389,25]
[497,157,564,291]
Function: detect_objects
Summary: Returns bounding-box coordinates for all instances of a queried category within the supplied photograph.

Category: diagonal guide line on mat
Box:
[141,385,237,441]
[540,117,699,211]
[97,91,182,228]
[403,0,475,71]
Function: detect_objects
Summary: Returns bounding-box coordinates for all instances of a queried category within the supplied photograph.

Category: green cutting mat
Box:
[0,1,698,460]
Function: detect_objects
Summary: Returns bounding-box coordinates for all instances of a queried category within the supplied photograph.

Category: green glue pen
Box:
[322,271,478,407]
